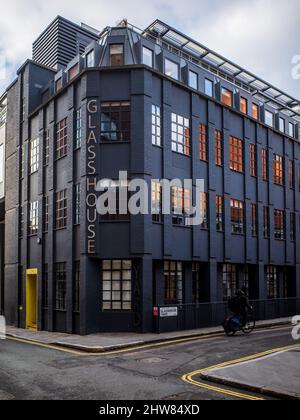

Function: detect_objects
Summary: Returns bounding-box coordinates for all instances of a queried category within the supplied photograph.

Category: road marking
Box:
[6,333,227,357]
[182,344,299,401]
[5,324,292,357]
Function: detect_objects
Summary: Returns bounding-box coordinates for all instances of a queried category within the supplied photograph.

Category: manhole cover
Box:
[141,357,165,364]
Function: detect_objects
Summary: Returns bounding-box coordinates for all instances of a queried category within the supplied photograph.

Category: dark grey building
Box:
[32,16,100,69]
[2,18,300,335]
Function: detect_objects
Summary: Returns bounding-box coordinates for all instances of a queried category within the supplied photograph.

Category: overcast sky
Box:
[0,0,300,99]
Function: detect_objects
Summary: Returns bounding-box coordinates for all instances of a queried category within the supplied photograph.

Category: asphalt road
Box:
[0,325,296,400]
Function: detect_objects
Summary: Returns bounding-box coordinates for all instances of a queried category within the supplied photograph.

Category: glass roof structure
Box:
[142,20,300,123]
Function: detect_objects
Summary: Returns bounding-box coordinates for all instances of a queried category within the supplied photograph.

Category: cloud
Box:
[0,0,299,99]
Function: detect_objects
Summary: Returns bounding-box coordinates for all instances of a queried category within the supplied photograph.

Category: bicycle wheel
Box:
[242,313,256,335]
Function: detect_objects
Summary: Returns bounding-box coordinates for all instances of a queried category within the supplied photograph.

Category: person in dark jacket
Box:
[234,287,253,327]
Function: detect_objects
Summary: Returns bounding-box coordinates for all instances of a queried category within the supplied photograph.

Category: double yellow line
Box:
[182,344,300,400]
[6,332,226,357]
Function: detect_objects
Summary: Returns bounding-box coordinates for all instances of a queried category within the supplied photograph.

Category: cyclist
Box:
[232,287,253,327]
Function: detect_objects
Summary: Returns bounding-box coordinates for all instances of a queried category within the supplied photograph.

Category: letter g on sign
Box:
[292,316,300,340]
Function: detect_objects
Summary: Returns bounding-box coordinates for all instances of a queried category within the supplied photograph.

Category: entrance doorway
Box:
[26,269,38,331]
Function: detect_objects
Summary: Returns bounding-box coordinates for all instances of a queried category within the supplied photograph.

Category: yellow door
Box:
[26,269,38,331]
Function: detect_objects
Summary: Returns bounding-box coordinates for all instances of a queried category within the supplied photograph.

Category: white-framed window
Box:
[29,201,39,235]
[75,108,82,149]
[86,50,95,68]
[142,47,153,67]
[30,137,39,174]
[152,105,161,146]
[289,122,295,137]
[74,183,81,225]
[189,70,198,90]
[102,260,132,311]
[205,79,213,97]
[171,113,190,156]
[265,110,274,127]
[165,59,179,80]
[279,117,285,133]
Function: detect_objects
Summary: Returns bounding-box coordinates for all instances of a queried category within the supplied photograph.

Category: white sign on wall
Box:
[160,307,178,318]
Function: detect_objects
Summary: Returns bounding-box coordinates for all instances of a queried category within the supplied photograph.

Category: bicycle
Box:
[223,309,256,336]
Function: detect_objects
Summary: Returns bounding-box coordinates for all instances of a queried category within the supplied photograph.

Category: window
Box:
[250,144,256,177]
[171,187,191,226]
[100,180,129,221]
[101,102,130,142]
[289,160,294,189]
[223,264,237,301]
[75,108,82,149]
[74,183,81,225]
[43,196,49,233]
[42,264,48,309]
[216,195,223,232]
[262,148,268,181]
[231,199,244,234]
[54,263,67,310]
[274,209,285,240]
[55,78,62,92]
[252,103,259,120]
[29,201,39,235]
[102,260,132,311]
[205,79,213,97]
[290,212,296,242]
[230,136,243,173]
[110,44,124,66]
[164,261,183,305]
[199,124,207,161]
[56,118,68,159]
[142,47,153,67]
[263,207,269,238]
[171,113,190,156]
[251,203,257,237]
[265,110,274,127]
[240,97,248,114]
[189,70,198,90]
[279,117,285,133]
[221,88,233,107]
[55,190,67,229]
[0,100,7,125]
[152,105,161,146]
[289,122,295,138]
[20,144,25,178]
[86,50,95,68]
[152,180,162,223]
[273,154,284,185]
[20,206,24,239]
[199,192,208,229]
[30,137,39,174]
[266,266,278,299]
[69,63,79,81]
[44,129,50,166]
[74,261,80,312]
[192,263,202,304]
[165,59,179,80]
[215,130,223,166]
[21,98,26,122]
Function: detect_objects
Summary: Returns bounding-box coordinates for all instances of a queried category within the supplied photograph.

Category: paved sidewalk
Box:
[4,317,291,353]
[201,345,300,399]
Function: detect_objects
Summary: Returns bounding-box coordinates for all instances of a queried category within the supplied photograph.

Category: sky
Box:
[0,0,300,99]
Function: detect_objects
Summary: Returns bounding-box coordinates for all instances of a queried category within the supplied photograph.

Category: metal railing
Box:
[155,298,300,333]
